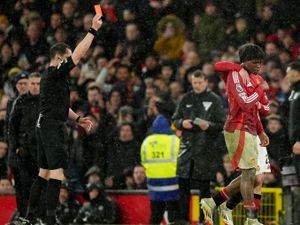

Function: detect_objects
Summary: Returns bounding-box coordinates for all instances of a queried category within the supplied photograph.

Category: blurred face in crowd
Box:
[62,1,75,18]
[126,24,139,41]
[170,81,183,98]
[267,119,282,133]
[89,189,99,200]
[145,56,158,70]
[235,17,247,33]
[119,124,134,142]
[96,57,108,71]
[133,166,146,185]
[1,43,12,59]
[55,27,68,43]
[11,39,21,56]
[109,91,121,106]
[182,40,196,55]
[286,67,300,85]
[265,42,279,56]
[256,31,266,43]
[88,174,101,184]
[185,51,200,67]
[163,22,175,38]
[29,76,41,96]
[51,13,62,29]
[119,113,134,124]
[161,66,173,81]
[16,78,29,95]
[269,103,279,115]
[205,3,216,16]
[116,67,130,81]
[279,51,291,65]
[269,67,284,81]
[70,90,79,103]
[27,23,41,42]
[242,59,262,74]
[88,88,102,105]
[154,78,168,92]
[0,141,8,159]
[59,188,70,203]
[0,179,13,193]
[202,63,214,76]
[145,86,155,99]
[262,6,273,20]
[192,75,207,94]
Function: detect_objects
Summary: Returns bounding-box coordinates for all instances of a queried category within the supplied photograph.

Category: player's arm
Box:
[256,113,269,146]
[257,92,270,116]
[227,71,265,111]
[71,15,103,65]
[214,61,243,81]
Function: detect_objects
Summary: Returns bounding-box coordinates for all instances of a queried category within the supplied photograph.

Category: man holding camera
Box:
[172,70,226,224]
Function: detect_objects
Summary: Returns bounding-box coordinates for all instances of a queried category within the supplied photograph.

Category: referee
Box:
[15,14,103,225]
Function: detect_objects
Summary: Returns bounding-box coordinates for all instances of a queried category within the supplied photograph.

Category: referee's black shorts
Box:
[36,115,68,170]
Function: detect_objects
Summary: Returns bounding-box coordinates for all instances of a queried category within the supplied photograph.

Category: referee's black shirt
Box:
[39,57,75,121]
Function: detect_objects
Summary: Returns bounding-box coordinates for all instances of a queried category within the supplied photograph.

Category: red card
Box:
[94,4,103,17]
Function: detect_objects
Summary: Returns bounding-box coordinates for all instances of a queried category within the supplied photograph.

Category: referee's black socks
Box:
[45,179,62,225]
[26,176,47,221]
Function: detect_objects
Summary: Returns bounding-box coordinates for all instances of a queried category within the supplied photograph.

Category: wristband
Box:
[75,115,81,123]
[88,27,97,36]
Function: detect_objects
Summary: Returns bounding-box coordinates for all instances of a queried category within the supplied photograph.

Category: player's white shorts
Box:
[256,136,271,175]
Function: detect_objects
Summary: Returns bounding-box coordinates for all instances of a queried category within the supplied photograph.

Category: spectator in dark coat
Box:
[74,182,118,224]
[0,140,8,178]
[105,122,140,188]
[265,115,291,166]
[56,181,81,225]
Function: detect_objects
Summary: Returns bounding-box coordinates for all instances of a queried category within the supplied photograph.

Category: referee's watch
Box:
[88,27,97,36]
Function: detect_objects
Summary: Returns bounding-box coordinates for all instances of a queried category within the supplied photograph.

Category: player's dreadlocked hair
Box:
[238,43,265,63]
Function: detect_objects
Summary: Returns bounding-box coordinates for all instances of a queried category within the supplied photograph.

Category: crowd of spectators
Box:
[0,0,299,207]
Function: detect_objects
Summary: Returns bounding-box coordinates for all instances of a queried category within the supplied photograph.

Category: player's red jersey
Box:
[214,61,266,135]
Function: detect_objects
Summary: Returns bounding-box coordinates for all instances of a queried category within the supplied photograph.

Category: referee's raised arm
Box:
[71,14,103,65]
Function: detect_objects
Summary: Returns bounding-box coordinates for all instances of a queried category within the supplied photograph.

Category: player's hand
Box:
[293,141,300,155]
[79,117,93,134]
[91,15,103,31]
[259,132,269,147]
[239,68,250,85]
[256,102,262,110]
[260,81,269,91]
[182,119,193,129]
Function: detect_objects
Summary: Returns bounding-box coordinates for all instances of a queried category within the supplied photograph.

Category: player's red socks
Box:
[244,202,257,219]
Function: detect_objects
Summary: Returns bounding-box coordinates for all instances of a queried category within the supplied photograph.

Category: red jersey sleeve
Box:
[256,114,264,135]
[214,61,243,82]
[258,93,270,116]
[227,71,265,112]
